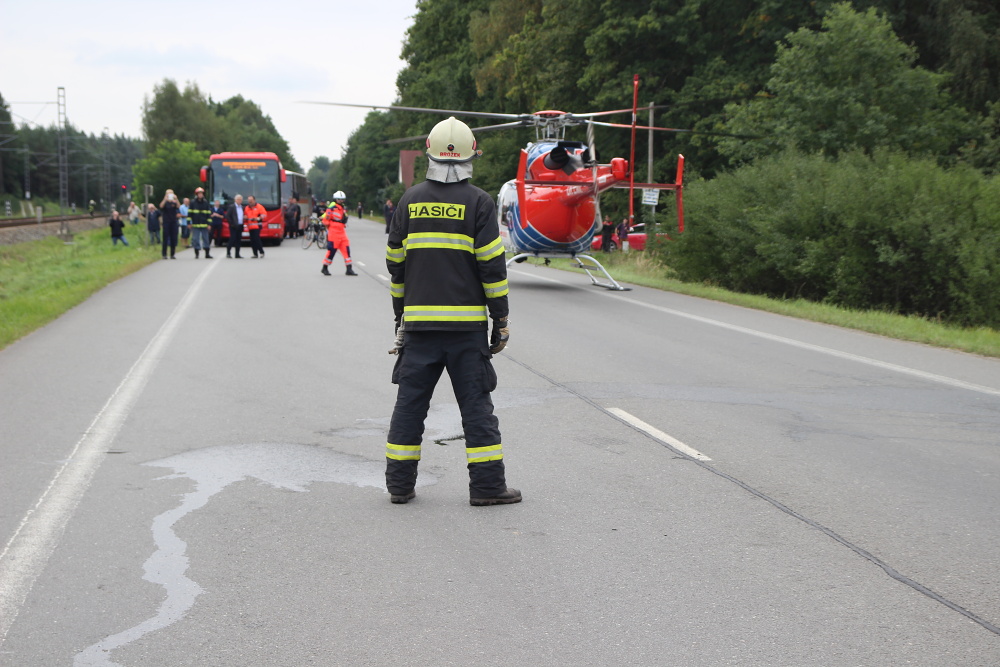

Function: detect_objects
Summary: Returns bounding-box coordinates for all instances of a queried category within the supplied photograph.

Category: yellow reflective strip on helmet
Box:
[475,236,505,261]
[466,444,503,462]
[386,443,421,460]
[482,279,509,298]
[390,282,405,298]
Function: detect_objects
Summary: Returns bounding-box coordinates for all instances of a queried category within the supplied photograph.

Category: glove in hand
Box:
[489,318,509,354]
[388,321,404,355]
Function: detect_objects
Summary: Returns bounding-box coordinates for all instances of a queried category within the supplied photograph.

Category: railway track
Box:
[0,214,96,229]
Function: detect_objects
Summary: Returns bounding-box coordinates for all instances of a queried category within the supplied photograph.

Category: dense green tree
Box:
[130,140,209,204]
[141,79,300,171]
[142,80,225,151]
[719,3,972,162]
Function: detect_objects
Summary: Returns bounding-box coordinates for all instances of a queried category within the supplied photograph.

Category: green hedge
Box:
[658,150,1000,327]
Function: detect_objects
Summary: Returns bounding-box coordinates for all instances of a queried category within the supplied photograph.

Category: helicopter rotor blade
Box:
[299,100,522,121]
[588,120,761,139]
[574,104,672,118]
[380,120,529,146]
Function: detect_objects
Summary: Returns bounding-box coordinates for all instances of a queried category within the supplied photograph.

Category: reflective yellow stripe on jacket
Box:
[404,232,474,253]
[403,305,487,322]
[475,236,505,261]
[482,279,509,298]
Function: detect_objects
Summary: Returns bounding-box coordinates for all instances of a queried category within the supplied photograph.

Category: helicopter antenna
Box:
[629,75,639,225]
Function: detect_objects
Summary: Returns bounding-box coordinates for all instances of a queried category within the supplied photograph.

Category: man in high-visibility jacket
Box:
[384,116,519,507]
[321,191,357,276]
[189,187,213,259]
[243,195,267,259]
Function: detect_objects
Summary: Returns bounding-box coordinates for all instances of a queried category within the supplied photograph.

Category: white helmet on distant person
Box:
[426,117,482,163]
[332,191,346,201]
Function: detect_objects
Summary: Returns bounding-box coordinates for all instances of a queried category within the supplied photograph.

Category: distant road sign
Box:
[641,189,660,206]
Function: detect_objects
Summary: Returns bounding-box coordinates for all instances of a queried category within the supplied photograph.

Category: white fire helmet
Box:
[332,191,346,201]
[425,117,482,163]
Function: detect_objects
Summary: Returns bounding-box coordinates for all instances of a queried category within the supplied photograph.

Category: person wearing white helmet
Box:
[320,190,357,276]
[384,116,519,507]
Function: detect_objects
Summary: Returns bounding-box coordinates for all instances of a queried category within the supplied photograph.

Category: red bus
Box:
[199,151,293,245]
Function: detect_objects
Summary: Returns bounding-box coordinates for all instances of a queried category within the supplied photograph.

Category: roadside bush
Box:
[659,149,1000,327]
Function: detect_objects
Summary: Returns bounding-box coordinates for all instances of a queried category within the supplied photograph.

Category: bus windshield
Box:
[211,159,280,209]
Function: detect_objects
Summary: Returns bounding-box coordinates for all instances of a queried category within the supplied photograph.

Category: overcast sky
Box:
[1,0,418,172]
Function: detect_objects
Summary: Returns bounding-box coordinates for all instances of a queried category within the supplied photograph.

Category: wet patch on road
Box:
[75,443,433,666]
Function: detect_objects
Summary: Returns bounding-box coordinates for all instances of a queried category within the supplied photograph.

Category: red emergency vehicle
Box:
[200,152,292,246]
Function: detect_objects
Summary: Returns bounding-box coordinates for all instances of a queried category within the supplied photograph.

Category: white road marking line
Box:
[608,408,712,461]
[377,274,389,281]
[605,293,1000,398]
[0,260,220,646]
[356,261,366,267]
[510,266,1000,398]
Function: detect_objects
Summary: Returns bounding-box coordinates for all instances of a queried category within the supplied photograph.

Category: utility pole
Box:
[647,102,655,225]
[57,87,71,238]
[102,127,111,213]
[23,147,30,200]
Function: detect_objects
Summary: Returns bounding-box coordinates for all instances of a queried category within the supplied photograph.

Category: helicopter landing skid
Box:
[506,252,631,291]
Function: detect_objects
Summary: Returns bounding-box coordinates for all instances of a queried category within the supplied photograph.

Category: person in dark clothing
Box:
[188,187,213,259]
[383,198,395,234]
[146,204,161,245]
[600,215,614,252]
[160,189,181,259]
[284,197,301,238]
[616,218,630,251]
[108,210,129,246]
[225,194,245,258]
[210,199,226,245]
[385,116,519,507]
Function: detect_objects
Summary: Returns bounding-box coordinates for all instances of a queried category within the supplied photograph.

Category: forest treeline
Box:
[0,80,298,209]
[329,0,1000,327]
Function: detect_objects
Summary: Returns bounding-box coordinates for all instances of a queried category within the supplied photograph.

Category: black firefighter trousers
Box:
[386,330,508,499]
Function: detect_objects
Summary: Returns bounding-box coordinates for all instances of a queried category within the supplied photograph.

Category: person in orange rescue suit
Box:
[320,191,357,276]
[243,195,267,258]
[384,116,519,507]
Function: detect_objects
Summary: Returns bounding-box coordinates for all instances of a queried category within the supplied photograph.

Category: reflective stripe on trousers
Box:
[385,330,506,497]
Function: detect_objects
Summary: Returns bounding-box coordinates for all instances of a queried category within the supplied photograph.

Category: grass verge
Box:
[531,252,1000,359]
[0,224,161,349]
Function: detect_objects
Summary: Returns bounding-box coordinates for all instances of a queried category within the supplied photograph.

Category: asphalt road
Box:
[1,218,999,666]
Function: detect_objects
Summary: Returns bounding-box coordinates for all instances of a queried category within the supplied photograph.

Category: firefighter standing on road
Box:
[321,191,357,276]
[189,187,213,259]
[244,195,267,259]
[384,116,520,507]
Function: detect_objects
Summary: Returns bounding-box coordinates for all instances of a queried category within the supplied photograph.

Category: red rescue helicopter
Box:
[305,76,685,291]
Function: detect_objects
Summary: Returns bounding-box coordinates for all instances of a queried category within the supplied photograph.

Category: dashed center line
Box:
[607,408,712,460]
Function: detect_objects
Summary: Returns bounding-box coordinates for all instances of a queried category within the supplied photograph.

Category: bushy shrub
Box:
[659,149,1000,327]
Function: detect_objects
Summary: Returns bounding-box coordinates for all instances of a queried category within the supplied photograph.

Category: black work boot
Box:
[205,250,212,259]
[195,249,200,259]
[346,265,357,276]
[390,491,416,504]
[321,265,331,276]
[470,488,522,506]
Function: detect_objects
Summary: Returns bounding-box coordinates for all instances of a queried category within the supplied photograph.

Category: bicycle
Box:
[301,216,327,249]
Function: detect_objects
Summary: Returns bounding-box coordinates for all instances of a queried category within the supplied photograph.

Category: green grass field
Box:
[537,251,1000,358]
[0,223,160,349]
[2,229,999,358]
